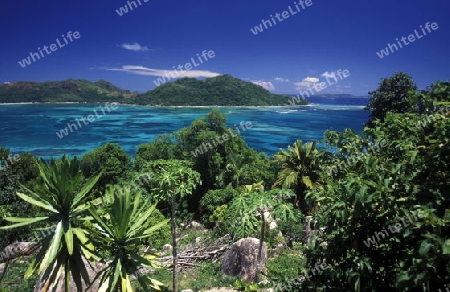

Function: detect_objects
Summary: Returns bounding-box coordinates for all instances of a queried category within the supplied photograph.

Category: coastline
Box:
[0,102,82,105]
[0,101,311,108]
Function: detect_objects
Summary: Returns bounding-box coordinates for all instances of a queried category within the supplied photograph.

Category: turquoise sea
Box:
[0,97,369,159]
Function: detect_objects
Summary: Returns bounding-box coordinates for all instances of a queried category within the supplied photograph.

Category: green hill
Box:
[133,75,308,106]
[0,75,308,106]
[0,79,137,103]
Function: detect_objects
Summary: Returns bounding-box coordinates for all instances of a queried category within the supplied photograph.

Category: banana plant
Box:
[88,184,169,292]
[0,155,101,292]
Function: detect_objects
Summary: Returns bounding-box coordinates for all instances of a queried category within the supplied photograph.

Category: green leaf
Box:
[302,176,314,189]
[39,221,63,273]
[88,206,114,237]
[72,171,102,209]
[128,203,156,237]
[0,216,48,229]
[16,192,58,213]
[65,226,74,255]
[141,219,170,238]
[443,239,450,255]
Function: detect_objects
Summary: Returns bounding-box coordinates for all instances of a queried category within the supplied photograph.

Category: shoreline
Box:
[0,102,311,108]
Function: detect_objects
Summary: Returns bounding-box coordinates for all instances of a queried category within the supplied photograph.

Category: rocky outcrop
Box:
[0,242,38,263]
[221,238,268,282]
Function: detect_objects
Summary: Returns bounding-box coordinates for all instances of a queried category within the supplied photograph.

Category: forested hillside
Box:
[133,74,307,106]
[0,75,308,106]
[0,79,136,103]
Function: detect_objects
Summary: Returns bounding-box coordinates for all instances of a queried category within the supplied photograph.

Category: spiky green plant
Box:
[88,184,169,292]
[0,155,101,292]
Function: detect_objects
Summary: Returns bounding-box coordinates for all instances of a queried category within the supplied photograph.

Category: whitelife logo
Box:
[363,212,418,248]
[289,69,350,105]
[116,0,149,16]
[55,102,118,139]
[153,50,216,87]
[376,22,439,59]
[18,31,81,68]
[250,0,313,35]
[0,153,20,171]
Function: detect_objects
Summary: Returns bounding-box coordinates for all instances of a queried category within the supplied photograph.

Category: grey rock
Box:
[190,221,202,228]
[221,237,267,282]
[0,263,5,278]
[161,243,173,252]
[0,242,38,263]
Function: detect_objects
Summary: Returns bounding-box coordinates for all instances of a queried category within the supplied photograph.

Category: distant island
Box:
[312,94,355,98]
[0,75,309,106]
[0,79,135,104]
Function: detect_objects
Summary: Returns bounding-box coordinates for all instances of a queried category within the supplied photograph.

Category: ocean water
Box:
[0,96,369,159]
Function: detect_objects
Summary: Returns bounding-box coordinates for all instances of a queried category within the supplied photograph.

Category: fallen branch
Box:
[155,243,229,270]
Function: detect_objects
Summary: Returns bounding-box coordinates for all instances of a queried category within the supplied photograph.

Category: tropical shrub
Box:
[81,143,132,191]
[303,82,450,290]
[200,187,238,226]
[365,72,417,124]
[266,251,307,287]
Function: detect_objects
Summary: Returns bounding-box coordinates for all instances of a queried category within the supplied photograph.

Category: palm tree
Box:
[217,154,249,188]
[88,185,168,292]
[0,155,101,292]
[272,140,322,215]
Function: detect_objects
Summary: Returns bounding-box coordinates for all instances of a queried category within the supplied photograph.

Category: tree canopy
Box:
[365,72,417,124]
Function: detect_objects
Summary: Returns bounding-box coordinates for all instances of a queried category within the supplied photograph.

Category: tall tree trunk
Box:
[171,193,178,292]
[304,216,312,245]
[297,181,309,215]
[255,210,266,283]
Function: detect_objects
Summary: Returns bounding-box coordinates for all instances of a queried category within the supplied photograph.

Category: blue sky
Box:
[0,0,449,96]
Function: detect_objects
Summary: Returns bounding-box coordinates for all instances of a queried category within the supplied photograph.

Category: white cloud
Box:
[120,43,149,52]
[321,71,336,79]
[274,77,290,83]
[252,80,275,91]
[303,77,319,83]
[294,77,319,90]
[108,65,220,78]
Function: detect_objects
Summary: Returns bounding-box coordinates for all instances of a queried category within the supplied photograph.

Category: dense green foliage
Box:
[200,187,239,225]
[0,262,39,291]
[302,80,450,291]
[0,79,136,103]
[0,150,40,250]
[81,143,133,191]
[365,72,417,124]
[266,248,307,285]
